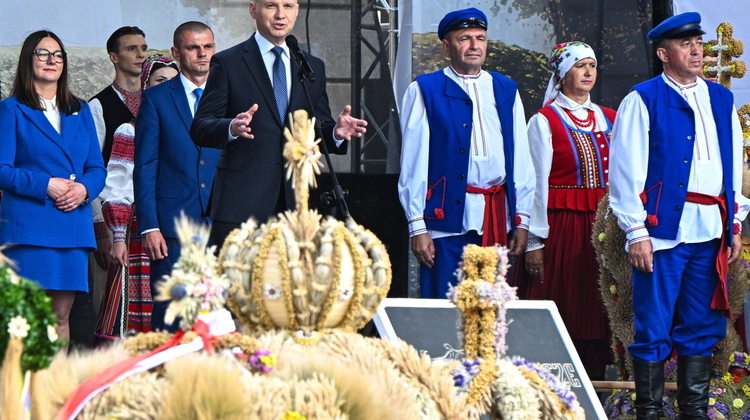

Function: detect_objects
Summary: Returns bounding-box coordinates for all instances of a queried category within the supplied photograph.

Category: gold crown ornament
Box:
[219,110,391,341]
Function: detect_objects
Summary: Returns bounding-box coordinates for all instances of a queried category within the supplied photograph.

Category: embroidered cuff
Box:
[515,212,530,230]
[94,221,108,240]
[111,227,127,242]
[408,217,427,237]
[525,237,544,252]
[627,234,651,246]
[624,225,649,244]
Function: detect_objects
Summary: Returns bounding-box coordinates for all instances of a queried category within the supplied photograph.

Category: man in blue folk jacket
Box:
[610,12,750,420]
[398,8,535,299]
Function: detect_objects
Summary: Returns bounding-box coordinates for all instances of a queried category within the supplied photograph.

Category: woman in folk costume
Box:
[522,42,616,379]
[0,31,106,351]
[95,55,179,342]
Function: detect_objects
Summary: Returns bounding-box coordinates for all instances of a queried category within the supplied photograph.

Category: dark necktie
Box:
[193,87,203,114]
[272,46,288,125]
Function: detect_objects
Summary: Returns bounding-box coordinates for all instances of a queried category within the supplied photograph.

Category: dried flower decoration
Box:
[157,215,230,331]
[249,349,277,373]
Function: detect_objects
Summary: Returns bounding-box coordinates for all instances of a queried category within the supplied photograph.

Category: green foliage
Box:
[0,264,64,371]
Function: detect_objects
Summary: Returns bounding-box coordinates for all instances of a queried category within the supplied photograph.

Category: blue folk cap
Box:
[437,7,488,40]
[647,12,706,42]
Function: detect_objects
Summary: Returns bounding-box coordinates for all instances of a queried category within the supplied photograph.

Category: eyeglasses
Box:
[33,49,65,64]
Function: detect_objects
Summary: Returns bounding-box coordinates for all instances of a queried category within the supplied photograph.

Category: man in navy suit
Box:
[191,0,368,248]
[134,21,220,331]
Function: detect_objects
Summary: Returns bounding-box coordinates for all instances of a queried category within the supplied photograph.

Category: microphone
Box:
[285,35,316,82]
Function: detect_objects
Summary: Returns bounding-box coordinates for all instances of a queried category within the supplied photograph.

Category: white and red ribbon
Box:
[55,309,235,420]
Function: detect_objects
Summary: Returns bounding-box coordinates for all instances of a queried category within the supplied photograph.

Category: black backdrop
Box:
[312,173,409,298]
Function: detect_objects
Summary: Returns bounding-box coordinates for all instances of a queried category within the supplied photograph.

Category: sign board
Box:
[373,298,607,420]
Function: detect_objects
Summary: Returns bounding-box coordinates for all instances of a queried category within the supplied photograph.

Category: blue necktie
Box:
[193,87,203,114]
[272,46,288,125]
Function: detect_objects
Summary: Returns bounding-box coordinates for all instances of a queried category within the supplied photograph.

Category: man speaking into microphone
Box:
[191,0,367,247]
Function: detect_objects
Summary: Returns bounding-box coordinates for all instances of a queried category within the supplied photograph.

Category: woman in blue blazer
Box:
[0,30,106,349]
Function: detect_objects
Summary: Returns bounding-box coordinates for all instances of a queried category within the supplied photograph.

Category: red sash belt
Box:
[685,191,731,318]
[466,184,507,247]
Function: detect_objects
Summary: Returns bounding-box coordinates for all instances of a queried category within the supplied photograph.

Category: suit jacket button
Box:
[458,174,464,180]
[199,159,206,165]
[460,148,466,153]
[276,162,282,168]
[465,100,471,105]
[456,199,462,204]
[463,123,469,128]
[69,174,76,180]
[201,183,207,188]
[683,158,689,163]
[679,183,685,187]
[674,205,681,211]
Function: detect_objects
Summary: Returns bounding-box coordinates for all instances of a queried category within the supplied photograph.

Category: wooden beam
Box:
[591,381,678,391]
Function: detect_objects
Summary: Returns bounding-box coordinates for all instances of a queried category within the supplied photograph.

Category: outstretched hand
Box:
[334,105,367,141]
[230,104,259,139]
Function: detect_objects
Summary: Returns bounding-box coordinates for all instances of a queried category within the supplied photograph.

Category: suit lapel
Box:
[242,34,282,126]
[169,76,194,133]
[18,104,73,160]
[60,110,80,149]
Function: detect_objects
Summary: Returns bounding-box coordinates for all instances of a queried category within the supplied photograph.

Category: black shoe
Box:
[633,360,665,420]
[677,355,712,420]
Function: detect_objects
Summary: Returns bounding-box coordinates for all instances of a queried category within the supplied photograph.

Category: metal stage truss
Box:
[350,0,402,174]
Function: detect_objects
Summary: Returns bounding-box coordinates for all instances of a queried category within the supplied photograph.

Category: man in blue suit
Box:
[134,21,220,332]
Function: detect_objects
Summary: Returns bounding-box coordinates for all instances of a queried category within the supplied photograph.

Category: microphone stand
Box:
[291,57,350,220]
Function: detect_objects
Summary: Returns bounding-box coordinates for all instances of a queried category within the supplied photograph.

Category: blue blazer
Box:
[134,76,220,239]
[0,96,106,249]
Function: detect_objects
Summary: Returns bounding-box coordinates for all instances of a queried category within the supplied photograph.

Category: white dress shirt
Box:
[609,73,750,251]
[180,72,207,117]
[398,66,535,239]
[40,96,61,134]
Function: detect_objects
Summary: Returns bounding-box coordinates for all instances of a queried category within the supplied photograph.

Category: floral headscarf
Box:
[140,54,179,91]
[543,41,597,105]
